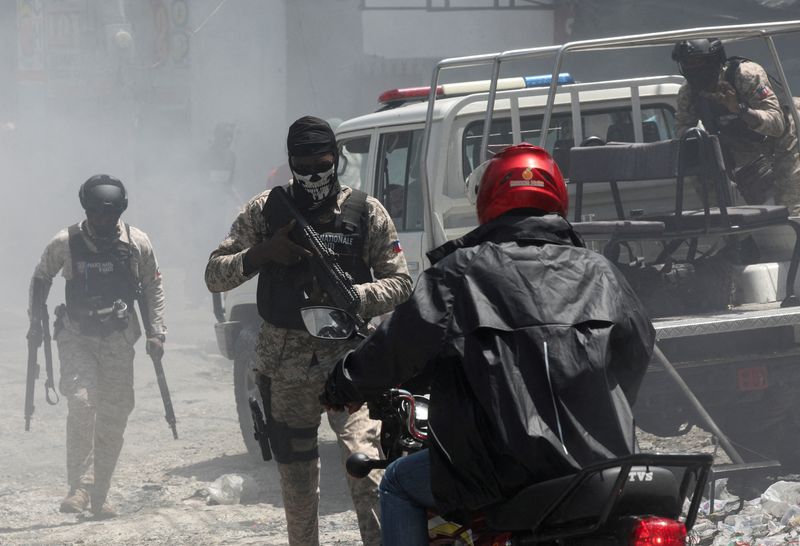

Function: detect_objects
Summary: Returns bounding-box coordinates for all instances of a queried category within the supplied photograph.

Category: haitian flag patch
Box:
[755,85,772,99]
[391,240,403,254]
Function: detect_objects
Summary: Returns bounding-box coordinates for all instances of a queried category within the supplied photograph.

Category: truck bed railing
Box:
[420,20,800,251]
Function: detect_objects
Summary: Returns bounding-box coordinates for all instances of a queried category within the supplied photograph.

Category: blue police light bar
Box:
[378,73,575,106]
[524,73,574,87]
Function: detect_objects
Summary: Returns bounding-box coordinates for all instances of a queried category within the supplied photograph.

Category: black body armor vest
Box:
[257,189,372,330]
[65,223,137,336]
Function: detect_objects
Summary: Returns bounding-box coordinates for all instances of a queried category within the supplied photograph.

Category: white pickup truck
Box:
[215,21,800,475]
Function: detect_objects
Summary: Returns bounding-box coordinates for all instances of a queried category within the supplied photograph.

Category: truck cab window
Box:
[460,104,676,187]
[337,135,371,192]
[376,129,424,232]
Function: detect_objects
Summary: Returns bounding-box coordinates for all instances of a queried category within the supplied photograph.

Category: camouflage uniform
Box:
[676,60,800,215]
[206,183,412,546]
[29,220,166,507]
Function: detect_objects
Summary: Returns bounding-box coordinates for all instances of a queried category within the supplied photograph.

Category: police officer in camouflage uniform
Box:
[673,38,800,215]
[205,116,412,546]
[28,175,166,518]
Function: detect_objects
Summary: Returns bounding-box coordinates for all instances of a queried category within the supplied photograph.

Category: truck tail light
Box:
[629,516,687,546]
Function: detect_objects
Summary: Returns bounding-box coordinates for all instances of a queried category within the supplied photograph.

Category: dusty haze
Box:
[3,1,800,544]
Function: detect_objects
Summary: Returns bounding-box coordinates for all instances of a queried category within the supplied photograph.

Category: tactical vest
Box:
[257,189,372,330]
[65,223,138,336]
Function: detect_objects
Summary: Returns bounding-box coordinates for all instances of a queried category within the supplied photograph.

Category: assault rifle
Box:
[25,285,59,431]
[265,186,362,315]
[135,290,178,440]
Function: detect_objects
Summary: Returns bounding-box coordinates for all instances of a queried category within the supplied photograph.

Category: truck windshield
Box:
[461,104,676,180]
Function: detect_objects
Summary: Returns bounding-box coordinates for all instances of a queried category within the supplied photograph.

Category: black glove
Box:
[146,336,165,360]
[244,220,311,269]
[320,358,364,410]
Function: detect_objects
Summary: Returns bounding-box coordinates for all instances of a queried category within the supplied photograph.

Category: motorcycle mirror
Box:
[300,306,357,341]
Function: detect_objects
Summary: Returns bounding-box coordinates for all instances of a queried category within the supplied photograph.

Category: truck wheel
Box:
[722,379,800,474]
[233,325,264,462]
[769,379,800,474]
[634,383,693,437]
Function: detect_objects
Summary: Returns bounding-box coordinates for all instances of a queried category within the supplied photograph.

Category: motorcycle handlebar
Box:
[346,389,430,479]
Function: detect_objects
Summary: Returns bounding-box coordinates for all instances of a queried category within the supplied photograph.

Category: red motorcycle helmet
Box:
[466,143,568,224]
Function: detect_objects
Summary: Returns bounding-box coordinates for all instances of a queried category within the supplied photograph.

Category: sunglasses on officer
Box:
[290,153,335,176]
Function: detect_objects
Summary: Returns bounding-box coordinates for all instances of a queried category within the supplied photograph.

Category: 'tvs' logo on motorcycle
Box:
[628,471,654,482]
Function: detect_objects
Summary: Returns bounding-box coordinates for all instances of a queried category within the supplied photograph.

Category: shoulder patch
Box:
[755,85,772,99]
[391,239,403,254]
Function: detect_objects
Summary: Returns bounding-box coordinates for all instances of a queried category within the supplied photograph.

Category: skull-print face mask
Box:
[292,163,337,203]
[286,116,340,209]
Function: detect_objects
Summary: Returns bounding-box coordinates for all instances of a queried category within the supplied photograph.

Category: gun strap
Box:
[30,279,59,406]
[727,55,788,95]
[726,56,792,138]
[724,56,744,94]
[112,223,157,338]
[42,310,59,406]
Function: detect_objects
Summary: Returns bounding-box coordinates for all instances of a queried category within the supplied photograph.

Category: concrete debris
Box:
[692,479,800,545]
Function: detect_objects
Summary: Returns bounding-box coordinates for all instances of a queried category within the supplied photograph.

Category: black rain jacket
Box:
[342,212,655,519]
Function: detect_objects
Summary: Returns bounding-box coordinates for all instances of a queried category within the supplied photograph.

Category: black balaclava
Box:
[286,116,340,211]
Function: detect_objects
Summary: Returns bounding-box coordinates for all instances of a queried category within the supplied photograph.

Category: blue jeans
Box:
[380,449,436,546]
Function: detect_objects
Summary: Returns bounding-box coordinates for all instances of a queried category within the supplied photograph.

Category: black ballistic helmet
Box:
[672,39,726,89]
[672,38,726,69]
[79,174,128,213]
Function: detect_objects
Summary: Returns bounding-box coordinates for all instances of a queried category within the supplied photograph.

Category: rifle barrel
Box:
[152,356,178,439]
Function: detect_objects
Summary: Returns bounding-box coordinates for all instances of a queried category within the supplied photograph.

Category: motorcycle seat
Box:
[484,465,681,532]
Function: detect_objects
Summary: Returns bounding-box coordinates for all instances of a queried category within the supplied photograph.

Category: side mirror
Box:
[300,306,357,341]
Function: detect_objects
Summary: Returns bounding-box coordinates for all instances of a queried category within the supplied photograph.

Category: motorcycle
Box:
[300,306,713,546]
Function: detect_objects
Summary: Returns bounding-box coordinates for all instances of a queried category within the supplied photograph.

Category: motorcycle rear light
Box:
[629,516,686,546]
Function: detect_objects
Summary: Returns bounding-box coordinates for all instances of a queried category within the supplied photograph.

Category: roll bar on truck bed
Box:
[419,19,800,250]
[417,20,800,488]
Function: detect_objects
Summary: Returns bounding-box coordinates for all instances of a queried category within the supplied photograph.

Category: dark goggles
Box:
[680,56,721,77]
[291,158,335,176]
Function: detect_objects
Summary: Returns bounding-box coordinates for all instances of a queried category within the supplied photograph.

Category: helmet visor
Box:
[465,159,491,205]
[680,57,722,88]
[83,184,126,212]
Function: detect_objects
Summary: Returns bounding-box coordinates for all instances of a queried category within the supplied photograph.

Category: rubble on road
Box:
[691,480,800,545]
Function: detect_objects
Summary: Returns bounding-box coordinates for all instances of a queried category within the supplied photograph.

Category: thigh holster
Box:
[269,420,319,464]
